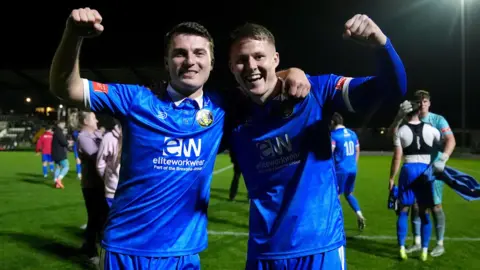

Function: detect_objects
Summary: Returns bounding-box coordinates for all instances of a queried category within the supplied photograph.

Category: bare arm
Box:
[50,8,104,107]
[355,145,360,163]
[388,116,405,137]
[389,146,402,190]
[443,133,456,157]
[49,29,85,107]
[388,100,412,137]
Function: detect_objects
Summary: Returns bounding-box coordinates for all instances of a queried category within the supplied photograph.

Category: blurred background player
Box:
[51,120,69,189]
[331,112,366,230]
[35,125,54,177]
[96,121,122,208]
[72,129,82,180]
[77,111,107,264]
[391,90,456,257]
[389,99,441,261]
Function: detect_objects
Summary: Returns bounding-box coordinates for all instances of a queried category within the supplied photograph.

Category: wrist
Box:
[378,35,387,46]
[439,152,450,161]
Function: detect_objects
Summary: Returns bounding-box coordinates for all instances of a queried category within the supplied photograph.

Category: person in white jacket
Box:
[96,122,122,207]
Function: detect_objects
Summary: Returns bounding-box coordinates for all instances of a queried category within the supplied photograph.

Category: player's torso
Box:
[332,128,357,173]
[421,112,441,128]
[399,123,434,164]
[232,95,344,259]
[103,91,225,256]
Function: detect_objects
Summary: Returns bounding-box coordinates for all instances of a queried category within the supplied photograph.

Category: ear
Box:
[274,52,280,69]
[210,58,215,71]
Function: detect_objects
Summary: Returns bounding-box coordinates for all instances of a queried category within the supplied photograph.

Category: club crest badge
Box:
[196,109,214,127]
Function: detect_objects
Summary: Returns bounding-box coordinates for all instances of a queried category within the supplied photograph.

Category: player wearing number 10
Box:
[331,112,366,230]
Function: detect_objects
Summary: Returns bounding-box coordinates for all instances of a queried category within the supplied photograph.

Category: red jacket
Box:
[36,131,53,155]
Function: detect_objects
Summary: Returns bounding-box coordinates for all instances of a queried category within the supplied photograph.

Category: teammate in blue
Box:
[72,129,82,180]
[330,112,365,231]
[389,100,441,261]
[49,7,311,269]
[391,90,456,257]
[228,15,407,269]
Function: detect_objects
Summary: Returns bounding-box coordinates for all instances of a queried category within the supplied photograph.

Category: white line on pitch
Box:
[207,230,480,242]
[213,165,233,175]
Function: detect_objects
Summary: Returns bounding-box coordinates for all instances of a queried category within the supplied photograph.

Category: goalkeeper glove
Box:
[433,152,449,173]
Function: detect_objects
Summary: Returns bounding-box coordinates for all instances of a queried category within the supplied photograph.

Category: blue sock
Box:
[420,213,432,248]
[49,163,54,172]
[397,211,408,246]
[345,194,361,212]
[42,165,48,175]
[76,164,82,175]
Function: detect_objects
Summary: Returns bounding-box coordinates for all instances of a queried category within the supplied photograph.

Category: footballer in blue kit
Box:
[50,7,311,269]
[389,100,441,261]
[72,129,82,179]
[330,112,365,231]
[390,90,456,257]
[228,15,406,270]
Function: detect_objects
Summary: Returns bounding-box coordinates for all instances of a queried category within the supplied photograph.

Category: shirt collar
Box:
[166,84,204,109]
[334,125,345,130]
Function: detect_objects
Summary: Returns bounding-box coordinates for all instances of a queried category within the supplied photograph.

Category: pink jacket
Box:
[96,125,121,198]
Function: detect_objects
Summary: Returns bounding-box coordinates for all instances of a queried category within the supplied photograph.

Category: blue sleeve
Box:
[82,79,142,118]
[309,38,407,114]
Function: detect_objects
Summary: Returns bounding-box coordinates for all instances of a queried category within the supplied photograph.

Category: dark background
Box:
[1,0,479,128]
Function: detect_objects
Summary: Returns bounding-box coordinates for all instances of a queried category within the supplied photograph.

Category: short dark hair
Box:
[230,23,275,47]
[331,112,344,126]
[407,99,421,117]
[414,90,430,101]
[164,22,214,62]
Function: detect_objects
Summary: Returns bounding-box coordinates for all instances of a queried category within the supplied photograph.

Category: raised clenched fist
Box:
[67,8,104,38]
[343,14,387,47]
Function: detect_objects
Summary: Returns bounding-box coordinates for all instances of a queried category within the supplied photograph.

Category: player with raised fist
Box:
[49,7,312,270]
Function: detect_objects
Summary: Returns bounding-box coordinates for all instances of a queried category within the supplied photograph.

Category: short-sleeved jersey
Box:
[394,121,440,164]
[36,131,53,155]
[231,38,406,260]
[82,79,225,257]
[421,112,452,158]
[331,127,359,173]
[231,74,357,260]
[421,112,452,137]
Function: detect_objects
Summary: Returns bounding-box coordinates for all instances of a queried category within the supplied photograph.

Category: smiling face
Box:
[166,34,213,95]
[229,38,279,99]
[164,22,214,97]
[228,23,279,103]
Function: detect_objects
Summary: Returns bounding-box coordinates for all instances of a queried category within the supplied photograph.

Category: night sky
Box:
[1,0,479,128]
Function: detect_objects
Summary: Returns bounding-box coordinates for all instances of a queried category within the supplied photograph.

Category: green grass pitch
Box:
[0,152,479,269]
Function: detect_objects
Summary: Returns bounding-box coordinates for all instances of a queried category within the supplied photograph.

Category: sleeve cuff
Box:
[82,78,91,109]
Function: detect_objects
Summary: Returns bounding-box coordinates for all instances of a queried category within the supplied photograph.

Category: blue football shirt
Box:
[82,79,225,257]
[331,127,359,174]
[230,38,406,260]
